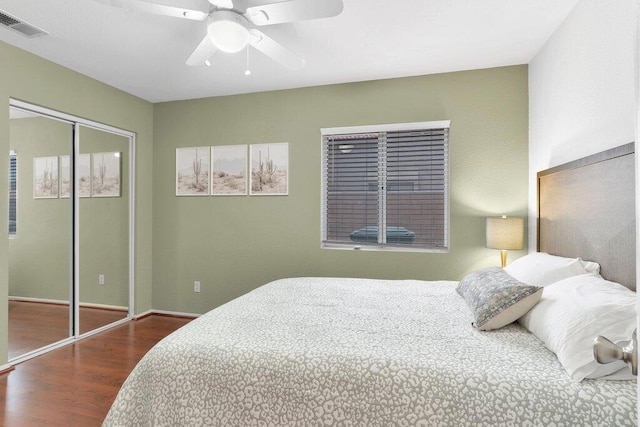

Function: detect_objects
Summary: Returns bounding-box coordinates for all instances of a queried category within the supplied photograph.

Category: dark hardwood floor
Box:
[9,300,130,359]
[0,315,192,426]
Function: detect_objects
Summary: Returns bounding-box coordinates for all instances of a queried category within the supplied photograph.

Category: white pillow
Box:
[504,252,590,287]
[519,274,637,382]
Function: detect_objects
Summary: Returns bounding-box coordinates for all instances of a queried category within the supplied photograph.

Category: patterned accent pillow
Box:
[456,267,543,331]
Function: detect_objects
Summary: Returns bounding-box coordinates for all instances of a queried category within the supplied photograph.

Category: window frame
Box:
[320,120,450,253]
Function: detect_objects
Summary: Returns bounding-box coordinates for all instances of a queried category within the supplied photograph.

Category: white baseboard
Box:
[10,297,200,319]
[9,296,127,312]
[9,296,67,305]
[0,362,15,375]
[80,302,128,312]
[141,309,201,319]
[133,309,153,320]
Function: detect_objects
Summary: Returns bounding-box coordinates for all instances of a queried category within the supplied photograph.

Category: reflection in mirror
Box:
[78,125,130,334]
[8,107,72,360]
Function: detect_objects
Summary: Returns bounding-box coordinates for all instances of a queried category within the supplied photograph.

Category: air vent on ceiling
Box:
[0,10,48,38]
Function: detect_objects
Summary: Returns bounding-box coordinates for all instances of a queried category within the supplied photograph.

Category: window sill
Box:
[321,243,448,254]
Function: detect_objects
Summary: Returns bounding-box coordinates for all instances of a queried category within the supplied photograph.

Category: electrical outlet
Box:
[99,274,105,285]
[194,281,200,293]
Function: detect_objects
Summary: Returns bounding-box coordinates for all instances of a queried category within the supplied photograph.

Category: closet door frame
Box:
[9,98,135,363]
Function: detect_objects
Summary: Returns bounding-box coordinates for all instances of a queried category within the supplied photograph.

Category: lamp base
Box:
[500,250,508,268]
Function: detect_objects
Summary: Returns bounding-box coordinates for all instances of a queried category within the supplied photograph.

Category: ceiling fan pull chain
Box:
[245,45,251,76]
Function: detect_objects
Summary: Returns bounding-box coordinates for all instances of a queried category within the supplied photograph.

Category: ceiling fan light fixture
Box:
[207,11,249,53]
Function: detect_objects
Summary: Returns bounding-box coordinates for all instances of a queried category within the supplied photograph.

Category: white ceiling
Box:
[0,0,579,103]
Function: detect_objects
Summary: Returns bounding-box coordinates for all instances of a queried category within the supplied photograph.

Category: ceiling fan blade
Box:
[186,35,218,66]
[208,0,233,9]
[95,0,208,21]
[249,29,305,70]
[245,0,343,26]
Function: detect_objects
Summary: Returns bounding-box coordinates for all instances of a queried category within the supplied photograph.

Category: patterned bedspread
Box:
[104,278,637,426]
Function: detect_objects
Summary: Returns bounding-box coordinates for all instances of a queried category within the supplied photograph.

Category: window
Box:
[9,149,17,237]
[321,121,449,252]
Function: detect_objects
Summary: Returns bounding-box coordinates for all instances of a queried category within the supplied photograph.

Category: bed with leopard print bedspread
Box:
[104,277,636,426]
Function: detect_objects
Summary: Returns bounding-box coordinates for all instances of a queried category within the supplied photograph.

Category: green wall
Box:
[0,40,154,364]
[153,65,529,314]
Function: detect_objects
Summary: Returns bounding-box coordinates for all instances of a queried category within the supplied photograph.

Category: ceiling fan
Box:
[95,0,344,70]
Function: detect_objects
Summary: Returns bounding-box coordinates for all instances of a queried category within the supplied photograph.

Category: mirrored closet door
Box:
[8,101,134,363]
[78,125,130,334]
[8,107,73,360]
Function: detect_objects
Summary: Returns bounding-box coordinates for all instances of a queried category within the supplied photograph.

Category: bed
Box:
[104,143,637,426]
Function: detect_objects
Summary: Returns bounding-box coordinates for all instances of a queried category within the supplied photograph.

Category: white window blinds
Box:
[322,122,449,252]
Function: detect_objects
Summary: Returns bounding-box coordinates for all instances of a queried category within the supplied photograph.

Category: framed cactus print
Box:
[60,154,92,198]
[77,153,92,198]
[59,155,71,198]
[250,143,288,196]
[92,152,121,197]
[33,156,59,199]
[211,145,248,196]
[176,146,210,196]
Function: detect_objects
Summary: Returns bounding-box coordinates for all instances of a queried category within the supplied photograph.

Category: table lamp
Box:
[486,215,524,267]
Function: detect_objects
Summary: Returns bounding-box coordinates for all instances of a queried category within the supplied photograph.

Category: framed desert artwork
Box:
[250,143,288,196]
[33,156,59,199]
[59,155,71,198]
[211,145,247,196]
[78,154,92,197]
[61,154,93,198]
[60,154,91,199]
[92,152,121,197]
[176,147,210,196]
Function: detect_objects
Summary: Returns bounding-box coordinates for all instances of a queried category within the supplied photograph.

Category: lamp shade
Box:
[486,216,524,250]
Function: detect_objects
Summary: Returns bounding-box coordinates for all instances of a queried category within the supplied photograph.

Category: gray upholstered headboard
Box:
[537,142,636,290]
